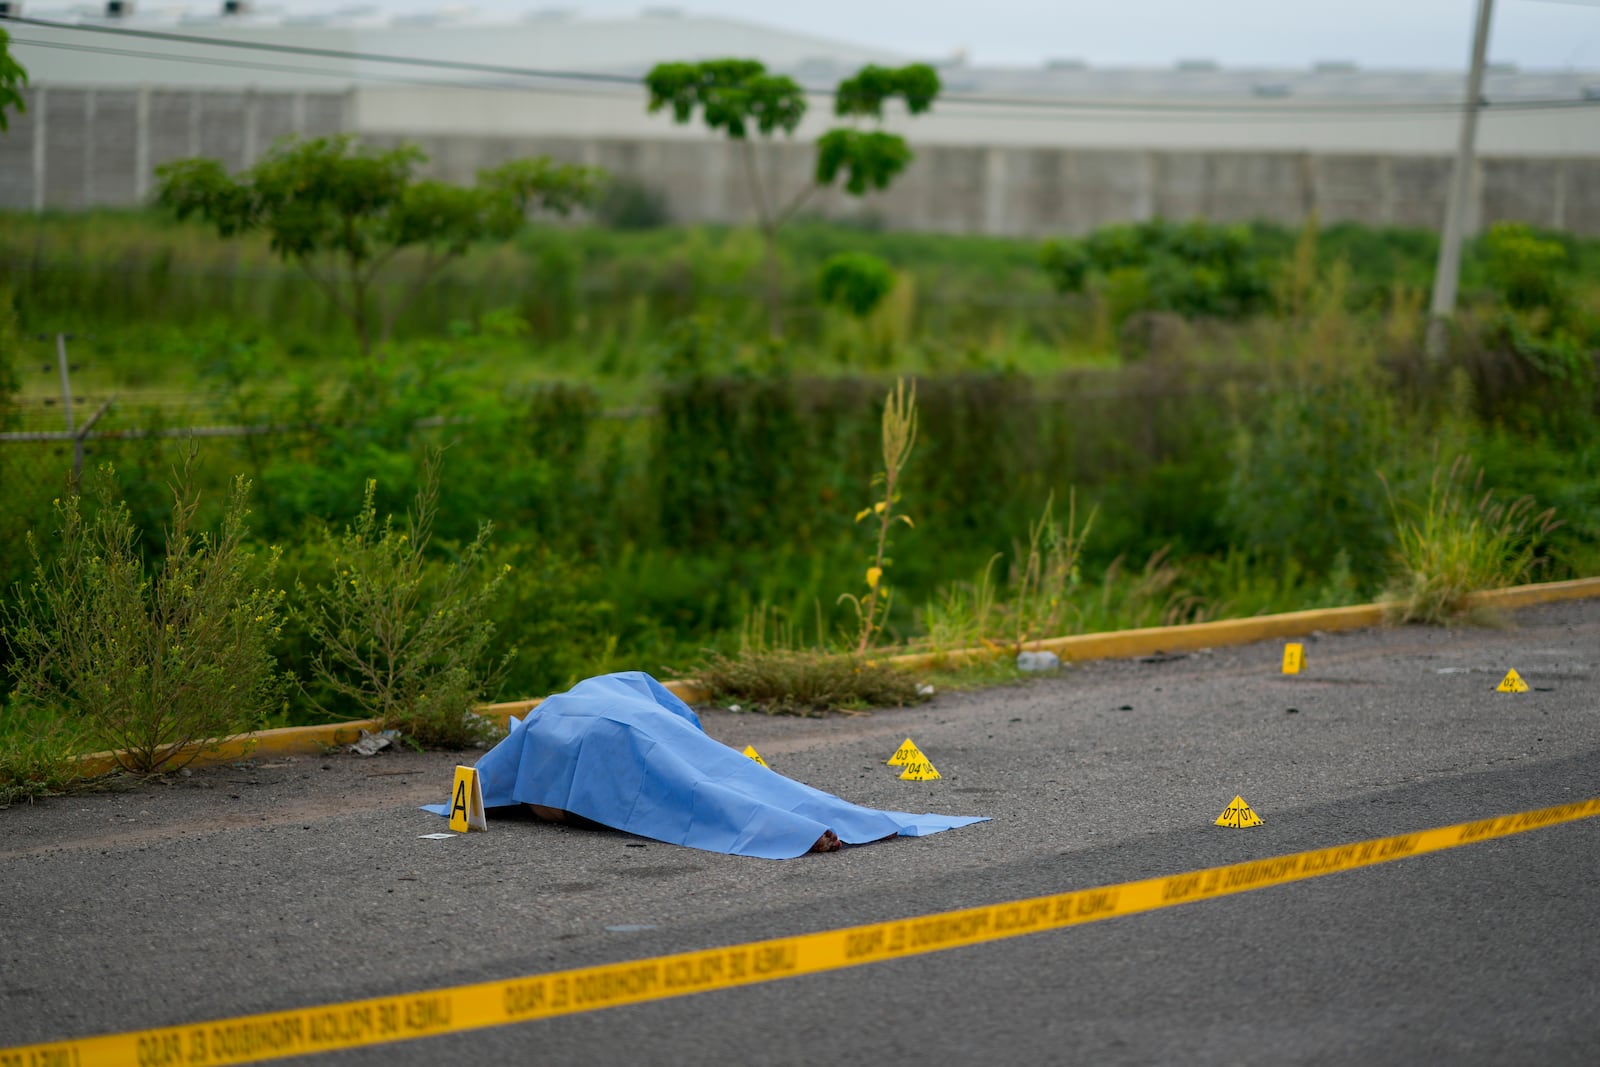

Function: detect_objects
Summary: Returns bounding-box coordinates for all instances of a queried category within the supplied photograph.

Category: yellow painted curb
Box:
[72,720,382,779]
[889,575,1600,672]
[71,681,713,778]
[64,577,1600,779]
[1469,575,1600,611]
[890,602,1388,672]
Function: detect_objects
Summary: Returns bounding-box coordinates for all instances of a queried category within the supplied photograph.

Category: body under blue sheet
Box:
[423,671,987,860]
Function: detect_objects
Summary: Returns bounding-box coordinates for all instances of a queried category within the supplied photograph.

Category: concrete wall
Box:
[0,86,349,211]
[6,85,1600,236]
[352,83,1600,158]
[383,132,1600,237]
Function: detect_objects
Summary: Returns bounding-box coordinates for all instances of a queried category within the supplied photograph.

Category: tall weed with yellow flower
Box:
[695,379,927,714]
[840,377,918,653]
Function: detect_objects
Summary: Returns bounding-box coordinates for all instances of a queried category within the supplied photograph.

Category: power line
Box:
[6,13,638,86]
[10,14,1600,118]
[26,34,1594,127]
[7,35,628,98]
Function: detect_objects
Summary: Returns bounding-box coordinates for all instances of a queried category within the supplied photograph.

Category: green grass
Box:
[1382,458,1562,625]
[696,648,929,716]
[0,701,85,805]
[3,211,1598,746]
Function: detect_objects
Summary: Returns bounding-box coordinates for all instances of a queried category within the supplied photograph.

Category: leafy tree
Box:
[156,136,602,357]
[0,27,27,132]
[818,251,895,318]
[646,59,940,333]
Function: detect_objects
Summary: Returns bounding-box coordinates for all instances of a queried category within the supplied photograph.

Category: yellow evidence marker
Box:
[448,765,488,833]
[1496,668,1529,693]
[742,745,770,768]
[899,753,941,781]
[1281,642,1305,675]
[886,738,922,766]
[1214,795,1264,828]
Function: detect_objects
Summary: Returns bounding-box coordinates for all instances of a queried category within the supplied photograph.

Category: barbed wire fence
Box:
[0,333,665,512]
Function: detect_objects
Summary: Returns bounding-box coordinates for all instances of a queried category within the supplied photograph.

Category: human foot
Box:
[528,804,570,824]
[810,829,842,853]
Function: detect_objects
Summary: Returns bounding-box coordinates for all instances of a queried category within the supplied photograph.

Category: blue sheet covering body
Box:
[424,671,986,860]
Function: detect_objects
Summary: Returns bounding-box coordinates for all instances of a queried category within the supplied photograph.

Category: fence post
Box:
[55,333,83,479]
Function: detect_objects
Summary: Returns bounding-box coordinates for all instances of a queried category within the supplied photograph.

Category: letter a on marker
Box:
[448,765,488,833]
[1496,668,1529,693]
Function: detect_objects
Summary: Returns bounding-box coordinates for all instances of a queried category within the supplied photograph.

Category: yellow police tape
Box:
[6,795,1598,1067]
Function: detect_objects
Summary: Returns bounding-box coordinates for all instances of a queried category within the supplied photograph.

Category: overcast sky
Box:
[298,0,1600,71]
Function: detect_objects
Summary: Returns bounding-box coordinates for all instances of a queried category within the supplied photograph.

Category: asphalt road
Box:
[3,600,1599,1065]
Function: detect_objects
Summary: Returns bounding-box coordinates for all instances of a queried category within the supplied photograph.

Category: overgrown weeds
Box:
[696,648,924,716]
[1381,456,1560,624]
[296,449,513,747]
[918,492,1095,655]
[0,702,86,805]
[1002,491,1094,648]
[3,450,286,773]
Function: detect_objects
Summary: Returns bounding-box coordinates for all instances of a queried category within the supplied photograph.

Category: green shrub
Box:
[1382,457,1560,624]
[1226,374,1396,591]
[1483,222,1569,314]
[295,450,513,747]
[1039,238,1090,294]
[2,454,286,773]
[819,251,896,318]
[595,177,672,230]
[1046,220,1274,322]
[487,541,618,700]
[1492,310,1594,386]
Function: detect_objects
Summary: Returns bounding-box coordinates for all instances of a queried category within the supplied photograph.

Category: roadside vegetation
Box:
[2,193,1598,800]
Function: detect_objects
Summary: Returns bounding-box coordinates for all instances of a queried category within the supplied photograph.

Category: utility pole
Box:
[1425,0,1495,363]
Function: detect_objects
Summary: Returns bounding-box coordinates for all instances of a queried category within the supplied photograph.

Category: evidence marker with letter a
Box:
[448,765,488,832]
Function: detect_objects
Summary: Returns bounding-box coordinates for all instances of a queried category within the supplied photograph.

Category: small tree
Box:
[156,136,603,358]
[0,28,26,132]
[646,60,940,333]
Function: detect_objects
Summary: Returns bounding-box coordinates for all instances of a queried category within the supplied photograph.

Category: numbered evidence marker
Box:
[742,744,770,768]
[886,738,922,766]
[1281,642,1305,675]
[899,753,942,781]
[448,764,488,833]
[1496,668,1530,694]
[1214,795,1264,828]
